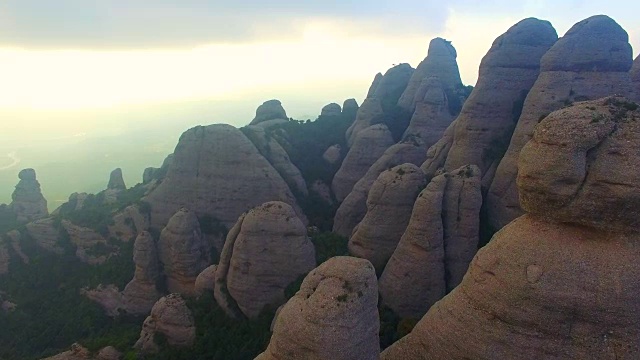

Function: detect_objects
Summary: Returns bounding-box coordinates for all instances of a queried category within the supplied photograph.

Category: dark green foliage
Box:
[198,214,228,238]
[446,84,474,117]
[511,89,529,123]
[310,232,349,264]
[0,232,138,359]
[56,184,147,236]
[147,293,273,360]
[0,204,18,234]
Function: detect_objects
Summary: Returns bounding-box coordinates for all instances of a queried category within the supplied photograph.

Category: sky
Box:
[0,0,639,203]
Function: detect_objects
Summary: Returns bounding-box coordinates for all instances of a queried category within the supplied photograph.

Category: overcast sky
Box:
[0,0,639,120]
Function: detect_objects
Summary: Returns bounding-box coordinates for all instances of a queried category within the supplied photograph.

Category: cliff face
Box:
[487,15,636,230]
[381,96,640,359]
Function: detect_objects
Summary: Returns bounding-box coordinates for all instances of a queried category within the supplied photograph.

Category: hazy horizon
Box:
[1,0,639,206]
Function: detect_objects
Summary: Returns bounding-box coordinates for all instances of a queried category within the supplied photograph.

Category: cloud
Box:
[0,0,526,48]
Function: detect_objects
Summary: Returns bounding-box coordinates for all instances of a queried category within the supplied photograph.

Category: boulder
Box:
[144,124,303,229]
[322,144,342,165]
[256,256,380,360]
[10,168,48,223]
[157,208,208,296]
[348,164,427,273]
[488,15,636,231]
[250,99,288,125]
[194,264,217,296]
[332,124,394,202]
[321,103,342,117]
[442,18,558,177]
[134,294,196,353]
[333,139,427,238]
[310,180,333,205]
[397,38,463,114]
[215,202,316,318]
[381,97,640,359]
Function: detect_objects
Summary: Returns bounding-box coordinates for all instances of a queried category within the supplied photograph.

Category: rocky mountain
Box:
[134,294,196,354]
[9,169,48,223]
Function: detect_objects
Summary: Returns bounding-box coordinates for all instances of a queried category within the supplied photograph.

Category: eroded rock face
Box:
[256,256,380,360]
[372,63,414,113]
[397,38,462,114]
[333,124,394,202]
[10,168,48,223]
[632,55,640,101]
[322,144,342,165]
[344,98,385,147]
[366,73,383,98]
[342,98,359,119]
[333,140,427,238]
[381,97,640,359]
[487,15,636,230]
[441,18,558,177]
[122,231,162,315]
[104,168,126,204]
[321,103,342,117]
[402,76,456,149]
[348,164,427,273]
[215,202,316,318]
[194,264,217,296]
[242,125,308,196]
[62,220,115,265]
[157,208,208,296]
[144,124,303,229]
[134,294,196,353]
[250,99,288,125]
[108,204,149,242]
[25,218,63,254]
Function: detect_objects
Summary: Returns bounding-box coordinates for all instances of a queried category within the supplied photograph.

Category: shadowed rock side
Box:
[322,144,342,165]
[342,98,359,119]
[144,124,303,229]
[321,103,342,117]
[402,76,455,147]
[104,168,126,204]
[255,256,380,360]
[122,231,162,315]
[134,294,196,354]
[157,208,208,296]
[242,125,309,197]
[41,343,122,360]
[332,124,394,202]
[108,204,149,243]
[379,164,481,319]
[487,15,636,230]
[421,18,558,179]
[194,264,217,296]
[0,240,8,275]
[333,139,427,238]
[445,18,558,175]
[366,73,383,98]
[215,202,316,319]
[397,37,462,114]
[250,99,288,125]
[346,64,413,145]
[632,55,640,101]
[348,164,427,273]
[10,168,48,223]
[381,97,640,359]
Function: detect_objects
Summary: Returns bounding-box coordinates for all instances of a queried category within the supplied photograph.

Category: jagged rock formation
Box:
[366,73,383,98]
[256,256,380,360]
[348,164,427,272]
[322,144,342,165]
[250,99,288,125]
[333,124,394,201]
[342,98,359,118]
[10,168,48,223]
[422,18,558,180]
[62,220,115,265]
[144,124,303,229]
[143,153,174,185]
[104,168,126,204]
[41,343,122,360]
[381,97,640,359]
[25,218,63,254]
[321,103,342,117]
[108,204,149,242]
[632,55,640,101]
[346,64,414,145]
[333,139,427,237]
[194,264,217,296]
[379,165,482,319]
[397,37,462,114]
[242,125,308,196]
[122,231,162,315]
[134,294,196,353]
[157,208,208,296]
[402,76,456,147]
[215,202,316,318]
[344,98,385,147]
[488,15,636,230]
